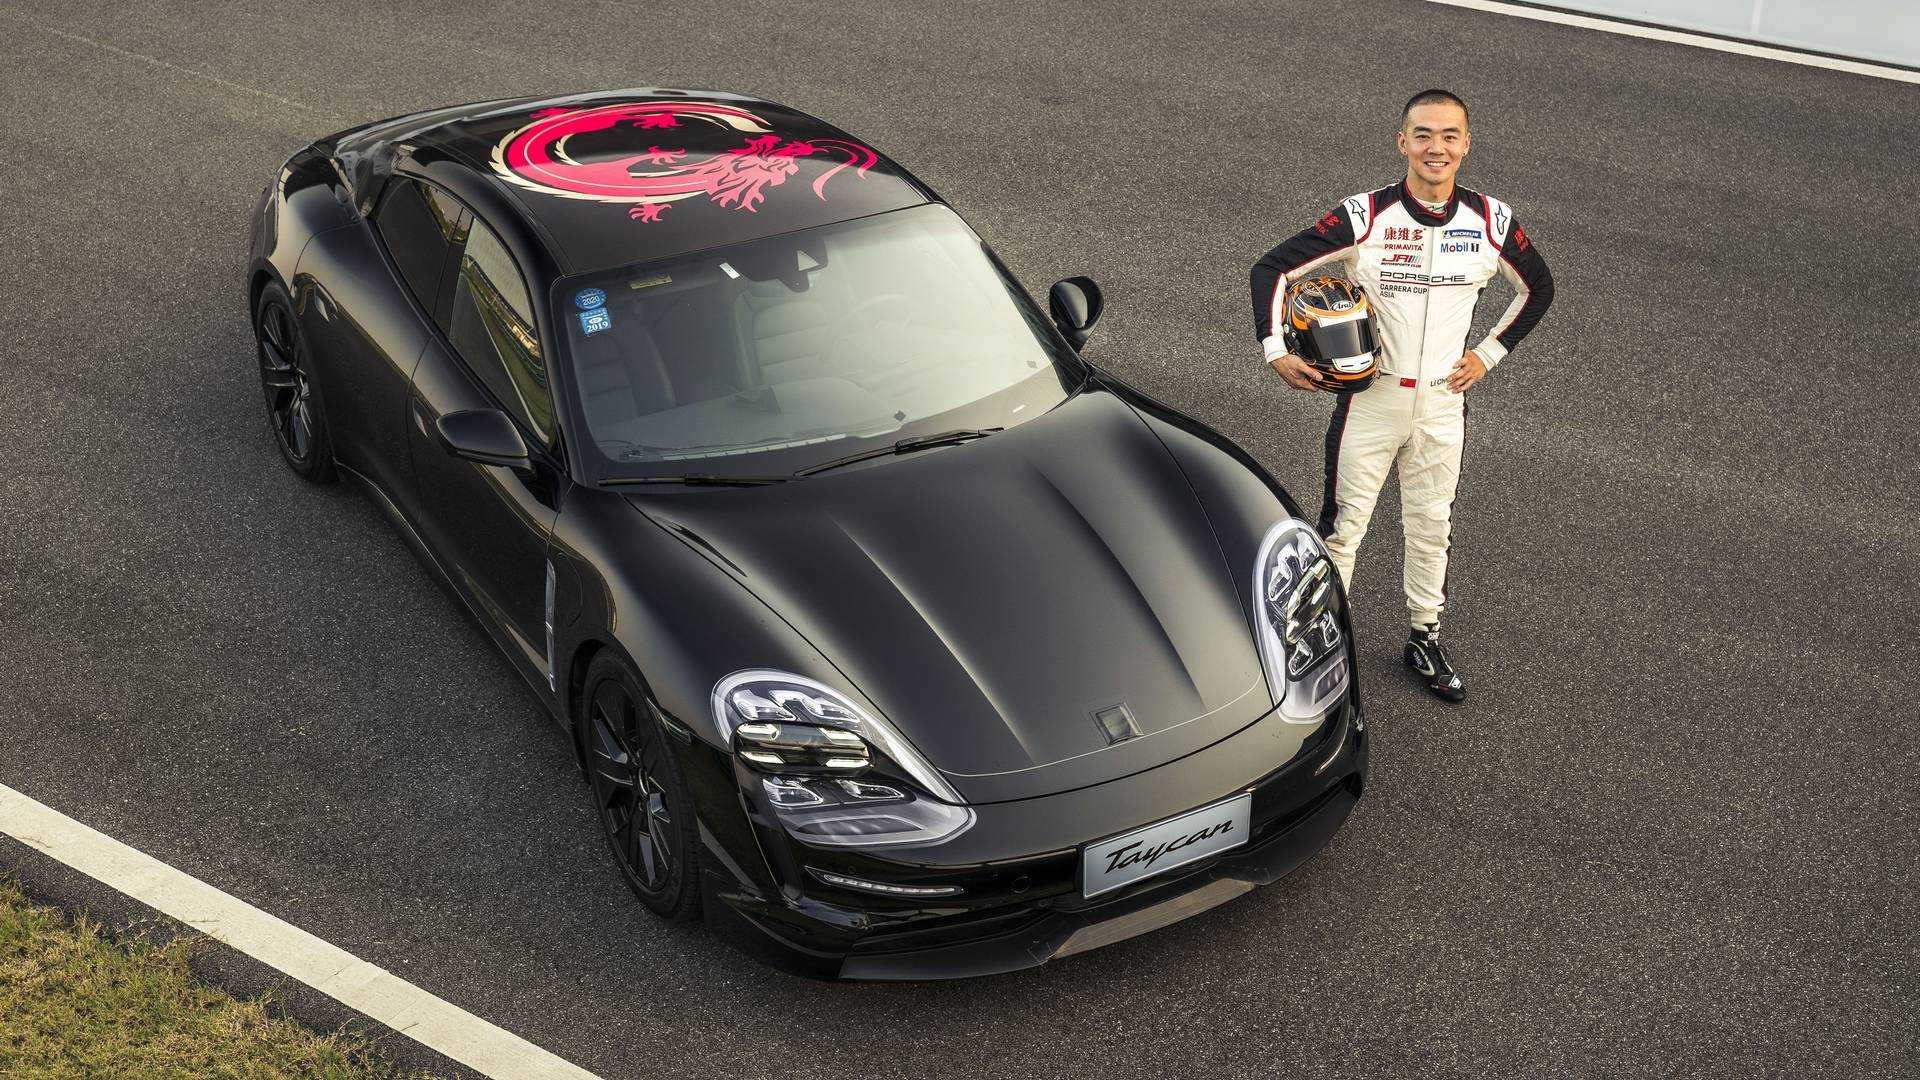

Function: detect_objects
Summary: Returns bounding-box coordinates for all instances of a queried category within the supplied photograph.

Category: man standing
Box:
[1249,90,1554,702]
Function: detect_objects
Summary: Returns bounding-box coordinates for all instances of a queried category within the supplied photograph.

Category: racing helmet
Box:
[1282,276,1380,394]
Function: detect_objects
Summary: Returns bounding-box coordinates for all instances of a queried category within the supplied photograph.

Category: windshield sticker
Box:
[579,307,613,335]
[628,273,672,291]
[574,288,607,310]
[490,101,879,225]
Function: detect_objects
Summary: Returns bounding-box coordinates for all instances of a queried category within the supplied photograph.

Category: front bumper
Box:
[699,695,1367,980]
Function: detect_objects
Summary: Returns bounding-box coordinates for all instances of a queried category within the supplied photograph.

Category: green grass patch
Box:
[0,878,434,1078]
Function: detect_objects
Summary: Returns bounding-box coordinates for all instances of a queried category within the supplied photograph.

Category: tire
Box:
[578,652,703,921]
[253,281,337,482]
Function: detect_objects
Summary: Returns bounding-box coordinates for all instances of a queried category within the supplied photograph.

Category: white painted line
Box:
[0,12,332,114]
[0,783,600,1080]
[1419,0,1920,85]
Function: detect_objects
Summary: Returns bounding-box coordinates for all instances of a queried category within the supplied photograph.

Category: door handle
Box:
[410,398,432,437]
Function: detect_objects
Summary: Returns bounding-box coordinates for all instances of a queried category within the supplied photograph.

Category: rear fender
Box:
[246,143,356,310]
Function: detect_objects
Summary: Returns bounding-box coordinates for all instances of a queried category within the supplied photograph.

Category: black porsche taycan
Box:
[244,88,1367,979]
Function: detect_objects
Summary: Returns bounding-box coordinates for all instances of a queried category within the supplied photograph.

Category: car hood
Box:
[626,390,1272,803]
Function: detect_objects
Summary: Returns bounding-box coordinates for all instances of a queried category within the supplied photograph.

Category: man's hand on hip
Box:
[1269,353,1325,393]
[1446,350,1488,393]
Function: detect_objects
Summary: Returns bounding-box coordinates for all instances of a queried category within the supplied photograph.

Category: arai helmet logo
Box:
[490,101,878,224]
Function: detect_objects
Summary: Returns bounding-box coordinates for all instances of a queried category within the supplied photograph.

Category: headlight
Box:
[1253,519,1352,723]
[712,670,973,848]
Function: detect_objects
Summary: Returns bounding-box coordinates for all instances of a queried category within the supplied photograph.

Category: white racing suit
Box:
[1251,182,1554,627]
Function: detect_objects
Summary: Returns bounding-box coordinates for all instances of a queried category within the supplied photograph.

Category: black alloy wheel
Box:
[254,283,335,482]
[581,654,701,920]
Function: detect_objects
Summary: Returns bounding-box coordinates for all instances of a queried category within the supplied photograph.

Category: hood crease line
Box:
[1028,461,1206,706]
[829,512,1046,767]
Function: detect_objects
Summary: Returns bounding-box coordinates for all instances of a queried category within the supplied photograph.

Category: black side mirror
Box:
[435,409,530,470]
[1048,276,1104,349]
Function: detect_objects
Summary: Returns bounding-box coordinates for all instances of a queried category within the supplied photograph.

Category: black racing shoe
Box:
[1405,625,1466,702]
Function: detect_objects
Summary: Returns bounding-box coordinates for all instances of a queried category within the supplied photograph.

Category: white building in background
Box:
[1551,0,1920,68]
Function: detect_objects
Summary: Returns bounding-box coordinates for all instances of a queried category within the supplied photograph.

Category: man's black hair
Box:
[1402,89,1468,127]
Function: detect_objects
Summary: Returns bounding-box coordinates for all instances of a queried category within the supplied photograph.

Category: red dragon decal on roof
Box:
[490,101,878,223]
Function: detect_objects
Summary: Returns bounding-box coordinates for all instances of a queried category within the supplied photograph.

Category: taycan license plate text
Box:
[1081,793,1252,898]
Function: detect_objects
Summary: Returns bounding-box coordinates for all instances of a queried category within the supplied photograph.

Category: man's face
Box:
[1397,102,1471,188]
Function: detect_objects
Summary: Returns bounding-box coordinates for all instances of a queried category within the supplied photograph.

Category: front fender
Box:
[1101,372,1364,723]
[552,485,875,900]
[550,485,876,753]
[1098,371,1302,649]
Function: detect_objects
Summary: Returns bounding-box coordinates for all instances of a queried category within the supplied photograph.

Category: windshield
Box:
[552,204,1086,480]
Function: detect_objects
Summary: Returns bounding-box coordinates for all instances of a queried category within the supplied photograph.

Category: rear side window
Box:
[373,179,465,316]
[448,219,553,443]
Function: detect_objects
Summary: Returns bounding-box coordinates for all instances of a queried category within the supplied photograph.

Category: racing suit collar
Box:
[1395,181,1458,225]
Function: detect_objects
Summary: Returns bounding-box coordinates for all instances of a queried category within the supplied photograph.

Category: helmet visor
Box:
[1301,316,1377,371]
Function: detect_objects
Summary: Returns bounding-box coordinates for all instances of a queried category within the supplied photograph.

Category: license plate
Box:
[1081,793,1251,898]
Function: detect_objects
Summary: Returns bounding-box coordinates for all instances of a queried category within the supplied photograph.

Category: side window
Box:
[448,218,554,443]
[372,179,465,318]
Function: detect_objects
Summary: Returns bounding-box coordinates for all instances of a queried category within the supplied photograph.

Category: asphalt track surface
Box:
[1,2,1915,1077]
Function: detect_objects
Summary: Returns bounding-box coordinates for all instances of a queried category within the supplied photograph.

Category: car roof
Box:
[336,88,934,275]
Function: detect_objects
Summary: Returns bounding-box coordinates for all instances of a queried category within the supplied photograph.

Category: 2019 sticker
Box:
[580,308,613,335]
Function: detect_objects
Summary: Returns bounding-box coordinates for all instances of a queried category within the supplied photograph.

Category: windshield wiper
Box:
[793,428,1005,478]
[598,473,790,488]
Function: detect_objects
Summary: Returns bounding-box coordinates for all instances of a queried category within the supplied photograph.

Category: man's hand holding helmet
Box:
[1269,351,1328,392]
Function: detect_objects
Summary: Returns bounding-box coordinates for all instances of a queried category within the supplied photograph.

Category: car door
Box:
[405,203,565,689]
[296,176,465,497]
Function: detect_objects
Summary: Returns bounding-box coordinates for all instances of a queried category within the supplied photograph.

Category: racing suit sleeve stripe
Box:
[1474,219,1555,367]
[1262,245,1352,360]
[1251,205,1357,361]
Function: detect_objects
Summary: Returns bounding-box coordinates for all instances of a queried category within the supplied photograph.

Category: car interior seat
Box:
[730,276,840,389]
[573,313,677,433]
